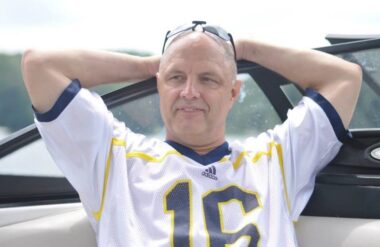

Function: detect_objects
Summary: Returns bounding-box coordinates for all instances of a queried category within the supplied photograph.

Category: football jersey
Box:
[35,80,346,247]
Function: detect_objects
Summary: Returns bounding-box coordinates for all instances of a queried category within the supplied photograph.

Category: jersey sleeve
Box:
[34,80,124,212]
[270,89,349,220]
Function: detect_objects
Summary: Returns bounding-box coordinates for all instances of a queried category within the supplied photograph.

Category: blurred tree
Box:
[0,53,33,132]
[0,49,153,134]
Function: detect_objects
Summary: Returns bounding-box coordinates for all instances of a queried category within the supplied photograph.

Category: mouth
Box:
[175,105,206,117]
[178,106,204,112]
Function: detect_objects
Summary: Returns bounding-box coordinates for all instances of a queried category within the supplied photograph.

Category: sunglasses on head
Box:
[161,20,237,60]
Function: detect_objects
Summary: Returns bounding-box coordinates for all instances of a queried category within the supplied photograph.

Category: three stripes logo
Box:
[202,165,218,180]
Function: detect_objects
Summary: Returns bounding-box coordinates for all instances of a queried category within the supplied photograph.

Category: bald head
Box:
[160,32,237,81]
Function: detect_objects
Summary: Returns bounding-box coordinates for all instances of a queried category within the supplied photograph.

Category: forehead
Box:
[161,32,230,72]
[166,31,224,51]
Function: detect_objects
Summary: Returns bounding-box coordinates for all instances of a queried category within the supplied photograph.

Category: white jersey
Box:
[35,80,345,247]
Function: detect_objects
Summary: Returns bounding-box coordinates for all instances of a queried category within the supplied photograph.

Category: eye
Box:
[200,76,219,86]
[171,75,184,81]
[166,74,186,86]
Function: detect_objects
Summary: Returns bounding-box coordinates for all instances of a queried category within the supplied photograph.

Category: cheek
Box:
[159,89,178,114]
[205,95,228,114]
[211,96,234,119]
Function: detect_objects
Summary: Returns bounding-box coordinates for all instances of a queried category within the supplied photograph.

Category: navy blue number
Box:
[164,181,192,247]
[165,182,260,246]
[203,185,260,246]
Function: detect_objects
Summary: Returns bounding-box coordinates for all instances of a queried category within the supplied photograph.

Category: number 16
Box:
[164,180,261,246]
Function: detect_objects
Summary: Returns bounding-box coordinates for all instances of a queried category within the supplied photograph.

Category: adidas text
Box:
[202,171,218,180]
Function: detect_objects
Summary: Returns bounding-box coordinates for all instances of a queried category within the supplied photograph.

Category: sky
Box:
[0,0,379,54]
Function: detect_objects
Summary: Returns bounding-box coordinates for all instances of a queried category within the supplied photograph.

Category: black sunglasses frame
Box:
[161,20,237,60]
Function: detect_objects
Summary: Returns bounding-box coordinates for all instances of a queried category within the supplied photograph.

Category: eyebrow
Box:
[199,72,217,76]
[199,72,222,80]
[165,69,185,75]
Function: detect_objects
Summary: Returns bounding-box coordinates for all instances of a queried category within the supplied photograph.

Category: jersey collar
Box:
[165,140,231,166]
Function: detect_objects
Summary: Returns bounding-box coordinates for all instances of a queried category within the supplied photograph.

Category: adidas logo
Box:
[202,165,218,180]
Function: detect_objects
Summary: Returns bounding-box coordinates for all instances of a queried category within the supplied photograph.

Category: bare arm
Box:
[21,49,160,113]
[235,39,362,128]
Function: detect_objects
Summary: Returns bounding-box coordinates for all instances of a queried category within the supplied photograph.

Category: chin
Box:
[173,126,205,140]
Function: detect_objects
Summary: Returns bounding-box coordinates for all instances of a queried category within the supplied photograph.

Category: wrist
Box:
[146,56,160,77]
[235,39,248,61]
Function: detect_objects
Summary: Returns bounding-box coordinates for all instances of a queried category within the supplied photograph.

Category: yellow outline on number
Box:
[202,184,262,247]
[163,179,194,247]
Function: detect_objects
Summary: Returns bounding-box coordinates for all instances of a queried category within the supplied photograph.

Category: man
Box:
[22,21,361,246]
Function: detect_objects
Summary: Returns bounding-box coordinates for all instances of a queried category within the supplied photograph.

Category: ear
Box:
[231,79,242,102]
[156,72,161,92]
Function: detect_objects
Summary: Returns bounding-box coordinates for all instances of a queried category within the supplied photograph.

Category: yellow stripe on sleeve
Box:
[112,138,126,146]
[232,151,249,170]
[272,142,292,214]
[92,137,126,221]
[126,150,182,163]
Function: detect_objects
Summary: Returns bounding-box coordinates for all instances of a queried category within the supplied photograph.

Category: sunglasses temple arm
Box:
[228,33,237,61]
[162,30,171,54]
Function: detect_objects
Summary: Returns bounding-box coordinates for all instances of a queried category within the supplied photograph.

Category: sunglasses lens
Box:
[163,21,236,60]
[204,25,230,41]
[167,24,193,39]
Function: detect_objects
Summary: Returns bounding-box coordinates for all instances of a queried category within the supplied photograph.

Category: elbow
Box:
[21,49,46,87]
[333,61,363,97]
[341,62,363,127]
[22,49,38,70]
[22,49,43,73]
[346,62,363,90]
[342,62,363,106]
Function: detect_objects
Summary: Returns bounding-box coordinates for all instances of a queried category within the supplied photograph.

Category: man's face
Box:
[157,32,241,147]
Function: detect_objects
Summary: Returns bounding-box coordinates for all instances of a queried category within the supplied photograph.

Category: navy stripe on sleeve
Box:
[34,79,81,122]
[305,88,350,143]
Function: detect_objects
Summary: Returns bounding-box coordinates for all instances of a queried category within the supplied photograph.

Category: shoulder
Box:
[125,134,174,157]
[34,79,108,123]
[286,90,348,143]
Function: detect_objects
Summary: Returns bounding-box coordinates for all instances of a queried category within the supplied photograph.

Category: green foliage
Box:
[0,50,153,134]
[0,53,33,132]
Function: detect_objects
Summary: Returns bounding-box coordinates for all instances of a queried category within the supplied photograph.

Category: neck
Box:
[189,143,224,155]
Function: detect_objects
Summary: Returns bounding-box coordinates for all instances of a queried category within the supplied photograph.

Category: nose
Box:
[180,78,200,99]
